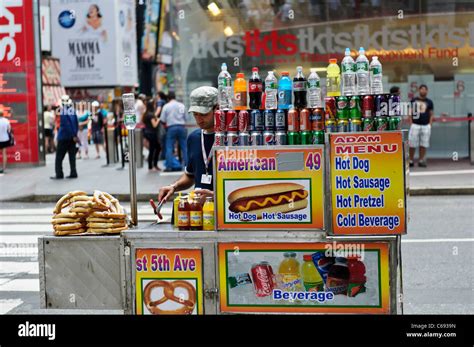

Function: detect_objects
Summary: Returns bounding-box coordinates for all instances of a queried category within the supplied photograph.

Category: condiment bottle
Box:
[177,196,190,231]
[202,196,215,231]
[189,194,203,231]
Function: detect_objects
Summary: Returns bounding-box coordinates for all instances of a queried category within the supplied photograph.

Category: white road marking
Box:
[0,299,23,314]
[402,238,474,243]
[0,279,39,292]
[410,169,474,176]
[0,262,38,275]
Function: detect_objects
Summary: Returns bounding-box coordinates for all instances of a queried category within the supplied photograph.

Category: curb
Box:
[1,187,473,203]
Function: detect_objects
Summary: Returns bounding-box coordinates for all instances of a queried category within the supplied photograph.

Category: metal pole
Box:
[128,129,138,226]
[397,234,404,314]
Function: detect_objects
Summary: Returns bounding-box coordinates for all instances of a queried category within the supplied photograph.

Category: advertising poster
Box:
[215,147,325,230]
[51,0,137,87]
[219,242,390,314]
[0,1,40,164]
[329,132,406,235]
[135,248,204,315]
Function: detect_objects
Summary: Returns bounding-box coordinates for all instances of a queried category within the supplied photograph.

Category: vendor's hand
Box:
[158,185,175,203]
[196,189,213,205]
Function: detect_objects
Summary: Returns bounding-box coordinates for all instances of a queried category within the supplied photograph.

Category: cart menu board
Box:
[218,242,391,314]
[215,146,325,230]
[135,248,204,315]
[329,132,406,235]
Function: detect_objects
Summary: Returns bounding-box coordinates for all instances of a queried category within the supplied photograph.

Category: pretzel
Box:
[93,190,111,210]
[87,222,127,229]
[87,226,128,234]
[69,207,93,214]
[143,280,196,315]
[54,228,86,236]
[54,191,88,214]
[53,212,81,219]
[86,217,125,223]
[53,222,85,231]
[52,218,83,224]
[70,195,94,203]
[90,211,126,219]
[102,192,123,214]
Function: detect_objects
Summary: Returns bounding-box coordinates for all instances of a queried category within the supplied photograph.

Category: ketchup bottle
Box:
[177,196,190,231]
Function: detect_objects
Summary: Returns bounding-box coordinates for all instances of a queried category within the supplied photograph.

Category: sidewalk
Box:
[0,153,473,202]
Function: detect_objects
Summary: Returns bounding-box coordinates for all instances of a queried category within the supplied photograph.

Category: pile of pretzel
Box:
[52,190,128,236]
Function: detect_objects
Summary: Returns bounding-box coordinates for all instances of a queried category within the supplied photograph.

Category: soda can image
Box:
[311,108,325,131]
[238,132,250,146]
[299,108,311,131]
[263,131,275,145]
[312,130,325,145]
[336,96,350,120]
[300,130,312,145]
[388,116,402,130]
[363,117,375,132]
[250,131,263,146]
[251,262,275,297]
[350,118,362,132]
[238,110,249,132]
[375,116,388,131]
[226,110,238,132]
[362,95,374,118]
[337,119,349,133]
[325,118,337,133]
[349,96,362,120]
[324,96,337,119]
[287,109,300,132]
[389,95,401,116]
[287,131,301,145]
[275,131,287,145]
[275,109,287,131]
[214,132,226,146]
[375,94,388,117]
[214,110,226,132]
[264,109,275,131]
[226,131,239,146]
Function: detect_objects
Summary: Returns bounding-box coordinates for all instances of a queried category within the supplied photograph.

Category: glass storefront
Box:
[170,0,474,158]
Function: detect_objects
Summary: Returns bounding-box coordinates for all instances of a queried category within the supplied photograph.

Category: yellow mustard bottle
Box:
[173,192,182,227]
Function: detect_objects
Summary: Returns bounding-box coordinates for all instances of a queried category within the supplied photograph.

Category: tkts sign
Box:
[190,13,474,62]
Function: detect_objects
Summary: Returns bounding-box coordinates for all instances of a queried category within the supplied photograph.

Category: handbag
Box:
[7,128,15,147]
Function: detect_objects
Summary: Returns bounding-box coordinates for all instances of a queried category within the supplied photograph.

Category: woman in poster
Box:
[81,4,108,43]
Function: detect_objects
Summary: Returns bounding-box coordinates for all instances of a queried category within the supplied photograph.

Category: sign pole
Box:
[397,234,404,314]
[122,93,138,226]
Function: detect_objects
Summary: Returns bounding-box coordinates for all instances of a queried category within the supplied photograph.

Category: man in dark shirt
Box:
[158,86,218,204]
[91,101,107,159]
[51,95,79,179]
[409,85,434,167]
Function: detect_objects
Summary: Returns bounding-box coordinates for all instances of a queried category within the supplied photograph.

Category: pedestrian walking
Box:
[409,85,434,168]
[90,101,106,159]
[155,92,167,161]
[43,105,56,154]
[160,92,187,172]
[51,95,79,179]
[0,110,13,174]
[143,99,161,172]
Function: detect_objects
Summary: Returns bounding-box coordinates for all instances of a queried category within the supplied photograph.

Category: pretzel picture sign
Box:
[135,249,204,315]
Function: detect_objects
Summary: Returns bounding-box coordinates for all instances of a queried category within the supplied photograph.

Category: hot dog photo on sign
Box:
[225,181,311,223]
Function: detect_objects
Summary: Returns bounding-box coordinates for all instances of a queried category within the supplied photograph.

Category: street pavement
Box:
[0,196,472,314]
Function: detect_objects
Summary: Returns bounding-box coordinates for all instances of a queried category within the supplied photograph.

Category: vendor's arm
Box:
[158,172,195,203]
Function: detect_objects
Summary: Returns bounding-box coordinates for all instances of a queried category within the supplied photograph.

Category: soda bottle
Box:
[326,58,341,97]
[341,48,356,96]
[234,73,247,111]
[249,67,262,110]
[264,71,278,110]
[278,252,303,292]
[370,56,383,94]
[326,257,350,295]
[277,71,292,110]
[202,196,215,231]
[356,47,370,95]
[293,66,307,108]
[301,254,324,292]
[217,63,232,110]
[307,68,322,108]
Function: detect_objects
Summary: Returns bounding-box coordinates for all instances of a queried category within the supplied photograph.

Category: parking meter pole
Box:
[128,129,138,226]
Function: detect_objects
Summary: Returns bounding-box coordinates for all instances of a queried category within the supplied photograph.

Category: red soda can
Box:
[324,97,337,119]
[226,110,238,132]
[214,110,226,132]
[362,95,374,118]
[215,132,226,146]
[263,131,275,145]
[238,110,249,132]
[311,108,325,131]
[299,108,311,131]
[226,131,239,146]
[251,262,275,297]
[287,109,300,132]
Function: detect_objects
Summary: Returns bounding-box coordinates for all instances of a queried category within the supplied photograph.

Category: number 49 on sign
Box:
[305,152,321,170]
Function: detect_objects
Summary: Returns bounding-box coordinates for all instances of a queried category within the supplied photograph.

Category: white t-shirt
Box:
[0,117,10,142]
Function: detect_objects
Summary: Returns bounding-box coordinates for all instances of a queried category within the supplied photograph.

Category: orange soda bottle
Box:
[234,73,247,110]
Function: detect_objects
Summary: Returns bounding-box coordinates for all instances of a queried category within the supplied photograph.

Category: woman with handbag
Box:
[0,110,13,174]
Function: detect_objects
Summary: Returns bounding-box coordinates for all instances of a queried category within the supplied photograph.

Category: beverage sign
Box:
[214,147,324,230]
[329,132,406,235]
[135,248,204,315]
[219,242,391,314]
